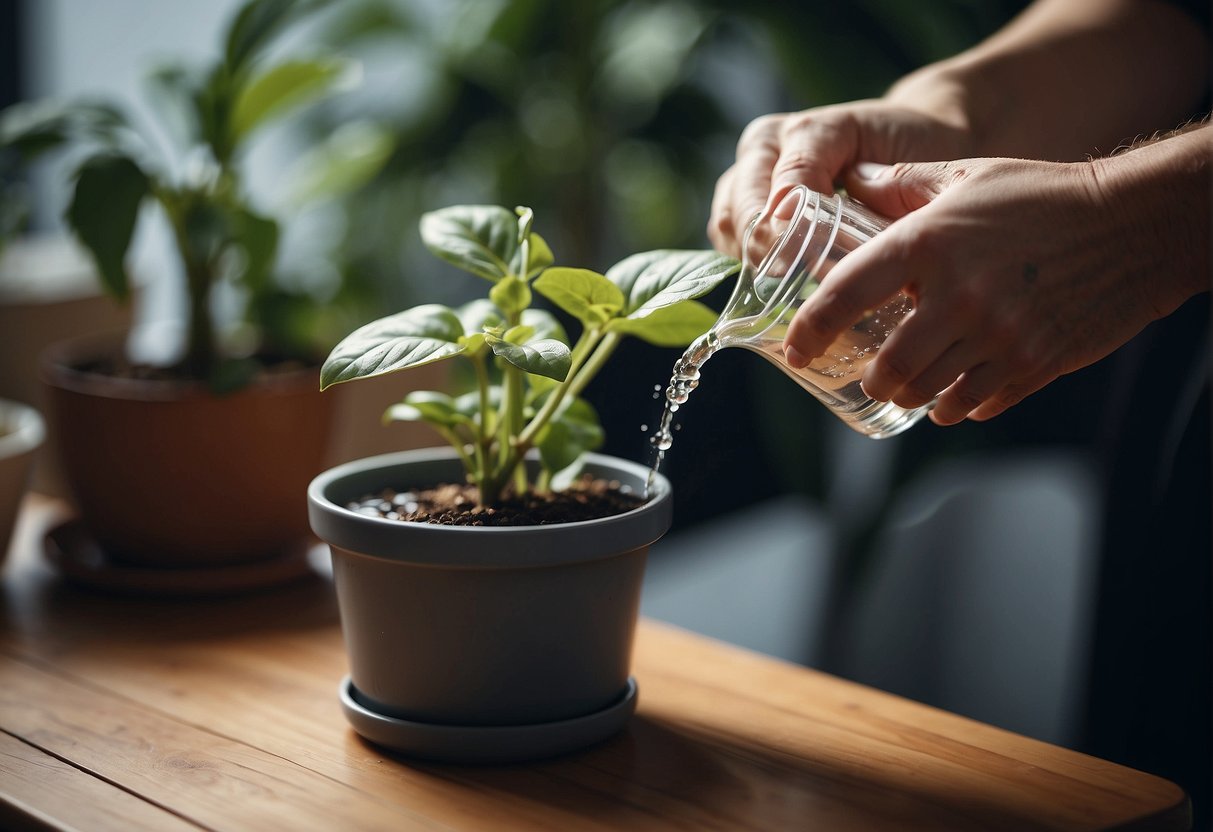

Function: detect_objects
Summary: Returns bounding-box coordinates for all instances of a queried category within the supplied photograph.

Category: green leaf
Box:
[195,65,231,161]
[606,249,739,316]
[420,205,520,282]
[454,388,501,421]
[230,56,353,146]
[145,65,205,148]
[226,0,316,75]
[537,397,603,474]
[533,267,625,325]
[489,274,531,314]
[486,335,571,382]
[321,303,464,389]
[288,120,393,203]
[523,232,554,278]
[457,298,504,334]
[0,99,129,161]
[65,154,151,301]
[607,299,720,347]
[503,324,535,344]
[384,391,470,428]
[521,308,568,345]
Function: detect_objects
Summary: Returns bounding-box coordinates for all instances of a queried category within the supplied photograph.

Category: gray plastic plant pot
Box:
[308,448,672,758]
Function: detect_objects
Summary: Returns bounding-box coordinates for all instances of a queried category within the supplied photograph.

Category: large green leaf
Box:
[64,154,151,301]
[0,99,128,161]
[321,303,464,389]
[606,249,739,316]
[486,335,571,382]
[420,205,519,282]
[533,267,625,326]
[537,397,604,474]
[607,299,720,347]
[230,56,352,146]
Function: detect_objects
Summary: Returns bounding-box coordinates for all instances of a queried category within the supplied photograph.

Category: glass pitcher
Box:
[716,185,932,438]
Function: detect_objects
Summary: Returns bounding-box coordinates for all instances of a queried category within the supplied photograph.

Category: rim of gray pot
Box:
[308,447,672,569]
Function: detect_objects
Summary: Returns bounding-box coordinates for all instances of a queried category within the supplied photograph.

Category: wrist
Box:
[1089,126,1212,310]
[884,63,977,145]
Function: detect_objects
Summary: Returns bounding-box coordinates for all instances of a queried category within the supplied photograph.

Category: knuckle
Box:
[738,113,785,150]
[772,149,821,179]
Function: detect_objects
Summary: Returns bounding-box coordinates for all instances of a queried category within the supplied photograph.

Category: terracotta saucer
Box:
[44,519,321,596]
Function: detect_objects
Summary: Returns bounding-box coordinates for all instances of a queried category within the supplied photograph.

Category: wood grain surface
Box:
[0,496,1190,831]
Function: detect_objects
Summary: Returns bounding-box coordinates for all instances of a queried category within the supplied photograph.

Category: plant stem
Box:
[493,310,528,497]
[184,259,216,379]
[566,330,620,401]
[516,327,603,449]
[469,352,493,486]
[159,190,216,379]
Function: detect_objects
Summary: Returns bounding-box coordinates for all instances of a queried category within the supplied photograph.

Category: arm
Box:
[912,0,1210,160]
[709,0,1210,254]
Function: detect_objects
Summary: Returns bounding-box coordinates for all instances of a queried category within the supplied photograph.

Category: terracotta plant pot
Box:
[0,235,136,498]
[42,335,335,568]
[307,448,672,763]
[0,398,45,567]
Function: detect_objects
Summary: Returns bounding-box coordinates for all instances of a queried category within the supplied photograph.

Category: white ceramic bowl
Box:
[0,398,45,567]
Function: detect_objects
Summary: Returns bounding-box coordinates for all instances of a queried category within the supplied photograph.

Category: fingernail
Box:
[854,162,891,181]
[784,344,807,369]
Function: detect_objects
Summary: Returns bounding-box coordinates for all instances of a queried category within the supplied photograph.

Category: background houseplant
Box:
[2,0,366,385]
[3,0,381,576]
[308,203,737,760]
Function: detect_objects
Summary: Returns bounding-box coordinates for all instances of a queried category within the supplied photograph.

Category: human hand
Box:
[782,155,1196,425]
[708,98,974,257]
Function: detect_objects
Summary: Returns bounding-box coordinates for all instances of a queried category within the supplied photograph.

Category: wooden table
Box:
[0,497,1190,831]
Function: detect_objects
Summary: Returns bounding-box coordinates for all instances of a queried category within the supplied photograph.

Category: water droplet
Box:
[639,423,648,432]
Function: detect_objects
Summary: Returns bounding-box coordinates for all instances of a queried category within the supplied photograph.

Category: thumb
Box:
[843,160,961,219]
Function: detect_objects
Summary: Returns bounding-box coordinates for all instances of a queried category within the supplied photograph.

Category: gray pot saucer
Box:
[339,675,638,764]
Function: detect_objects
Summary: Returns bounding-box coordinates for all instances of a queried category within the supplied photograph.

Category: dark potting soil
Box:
[73,355,310,383]
[347,476,646,526]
